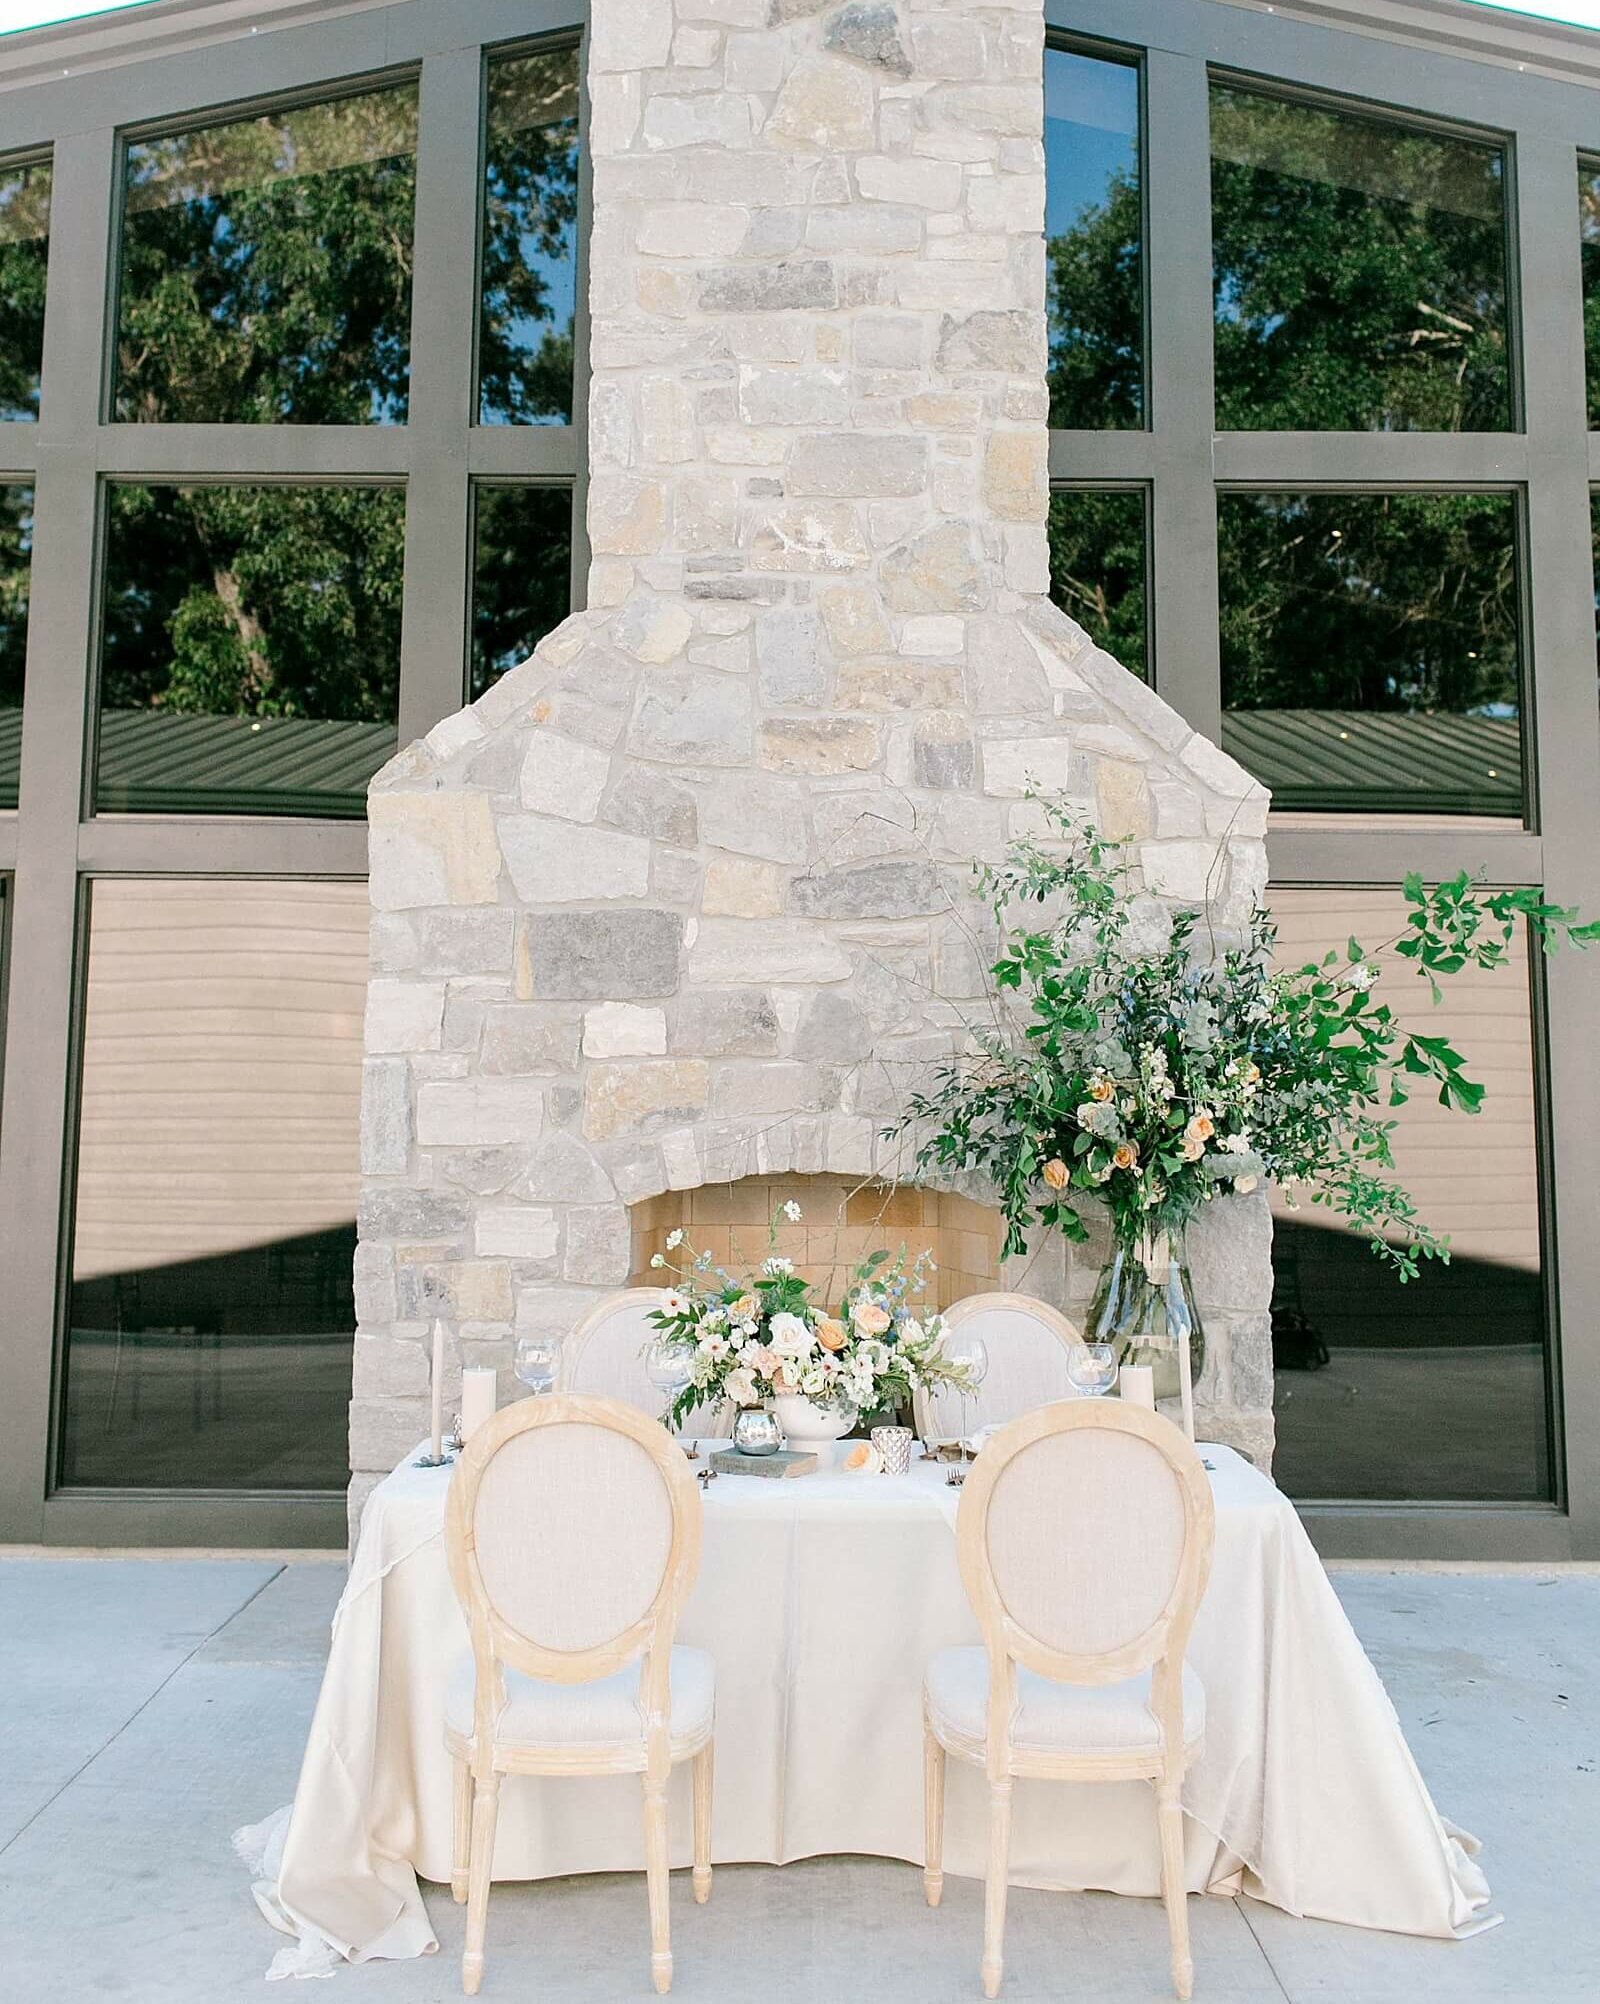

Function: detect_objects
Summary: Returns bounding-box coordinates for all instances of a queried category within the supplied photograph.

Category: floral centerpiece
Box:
[896,795,1598,1398]
[646,1203,973,1460]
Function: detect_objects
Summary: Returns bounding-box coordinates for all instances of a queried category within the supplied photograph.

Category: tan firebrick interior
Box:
[629,1175,1002,1314]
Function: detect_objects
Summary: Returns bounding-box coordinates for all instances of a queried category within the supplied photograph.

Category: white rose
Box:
[769,1311,814,1358]
[899,1318,924,1345]
[725,1368,757,1407]
[666,1227,685,1250]
[800,1364,829,1398]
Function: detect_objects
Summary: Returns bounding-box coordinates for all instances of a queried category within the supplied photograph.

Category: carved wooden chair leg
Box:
[691,1741,714,1904]
[643,1771,672,1994]
[1157,1773,1193,2000]
[981,1776,1013,1999]
[923,1726,946,1907]
[461,1770,500,1996]
[450,1754,470,1903]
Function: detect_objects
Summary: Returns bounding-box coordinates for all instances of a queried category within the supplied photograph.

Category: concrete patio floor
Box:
[0,1555,1594,2003]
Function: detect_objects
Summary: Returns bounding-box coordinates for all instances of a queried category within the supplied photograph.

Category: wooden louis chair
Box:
[915,1292,1085,1442]
[560,1287,725,1440]
[923,1401,1216,1999]
[444,1395,714,1996]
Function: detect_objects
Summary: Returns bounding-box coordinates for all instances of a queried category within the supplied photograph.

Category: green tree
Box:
[0,161,49,423]
[1047,490,1147,677]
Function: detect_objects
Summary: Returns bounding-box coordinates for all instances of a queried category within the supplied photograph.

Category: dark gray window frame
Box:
[1049,0,1600,1562]
[0,0,590,1549]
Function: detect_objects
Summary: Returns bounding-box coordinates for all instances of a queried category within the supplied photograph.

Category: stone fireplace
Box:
[351,0,1274,1533]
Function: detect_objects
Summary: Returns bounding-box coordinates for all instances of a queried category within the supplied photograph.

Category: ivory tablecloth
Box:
[240,1441,1495,1975]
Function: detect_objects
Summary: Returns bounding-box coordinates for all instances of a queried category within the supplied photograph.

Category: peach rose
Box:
[1041,1157,1069,1191]
[1112,1141,1139,1171]
[815,1317,849,1352]
[730,1294,758,1322]
[1089,1077,1116,1102]
[851,1301,892,1337]
[1185,1113,1214,1144]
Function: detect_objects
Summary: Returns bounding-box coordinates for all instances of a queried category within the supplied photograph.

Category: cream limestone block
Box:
[499,817,651,903]
[582,1059,711,1141]
[612,596,692,665]
[415,1080,544,1148]
[1141,840,1226,903]
[738,366,850,426]
[638,376,697,463]
[588,473,666,555]
[768,61,877,153]
[588,72,642,153]
[474,1208,560,1260]
[758,716,882,774]
[642,93,753,150]
[900,614,965,656]
[835,659,963,711]
[748,503,871,573]
[703,856,786,917]
[519,734,611,820]
[880,521,985,612]
[787,433,928,498]
[694,771,809,863]
[369,793,503,910]
[364,979,446,1054]
[636,201,747,256]
[589,0,670,70]
[1094,759,1153,842]
[819,582,892,655]
[687,919,852,986]
[855,155,963,208]
[982,735,1075,797]
[983,430,1048,521]
[583,1002,669,1058]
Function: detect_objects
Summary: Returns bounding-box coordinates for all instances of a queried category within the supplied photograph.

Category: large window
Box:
[96,482,404,817]
[1268,889,1550,1504]
[0,155,49,422]
[1211,83,1511,432]
[1045,44,1142,429]
[470,483,572,698]
[479,44,581,427]
[59,879,366,1492]
[1218,490,1523,817]
[114,85,420,425]
[0,485,34,811]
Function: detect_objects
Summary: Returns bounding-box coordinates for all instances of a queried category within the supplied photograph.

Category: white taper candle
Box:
[429,1319,445,1462]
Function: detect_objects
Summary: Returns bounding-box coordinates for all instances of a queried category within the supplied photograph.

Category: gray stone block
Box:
[527,909,684,999]
[789,858,950,919]
[674,988,782,1056]
[823,2,912,74]
[629,669,754,767]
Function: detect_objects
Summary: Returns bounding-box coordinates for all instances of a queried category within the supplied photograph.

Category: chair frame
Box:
[924,1401,1216,2000]
[558,1286,673,1397]
[913,1291,1084,1442]
[444,1394,713,1997]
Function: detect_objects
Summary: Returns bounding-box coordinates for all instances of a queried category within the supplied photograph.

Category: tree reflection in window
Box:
[1219,491,1522,817]
[1047,488,1146,677]
[1211,85,1510,432]
[1045,46,1141,430]
[115,86,419,424]
[0,158,49,422]
[98,483,404,817]
[0,486,33,811]
[470,485,572,699]
[479,45,581,426]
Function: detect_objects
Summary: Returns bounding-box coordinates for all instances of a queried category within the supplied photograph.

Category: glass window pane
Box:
[0,157,50,421]
[479,45,581,427]
[0,486,34,811]
[115,85,419,424]
[1045,45,1141,429]
[60,879,365,1491]
[1211,85,1510,432]
[1047,487,1146,676]
[470,484,572,699]
[1585,165,1600,428]
[97,483,403,818]
[1268,887,1549,1503]
[1218,491,1522,818]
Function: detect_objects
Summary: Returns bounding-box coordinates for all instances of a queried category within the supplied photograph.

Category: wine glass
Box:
[513,1333,560,1399]
[1067,1342,1119,1398]
[948,1334,989,1462]
[646,1335,699,1460]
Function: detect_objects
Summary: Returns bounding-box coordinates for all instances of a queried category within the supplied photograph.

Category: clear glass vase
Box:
[1087,1230,1205,1404]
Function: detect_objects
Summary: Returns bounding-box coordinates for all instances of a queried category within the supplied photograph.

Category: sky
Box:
[1,0,1600,37]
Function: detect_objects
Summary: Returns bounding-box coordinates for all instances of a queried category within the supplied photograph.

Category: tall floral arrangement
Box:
[896,796,1597,1278]
[646,1204,973,1426]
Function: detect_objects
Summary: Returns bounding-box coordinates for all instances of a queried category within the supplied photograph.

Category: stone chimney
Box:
[352,0,1275,1532]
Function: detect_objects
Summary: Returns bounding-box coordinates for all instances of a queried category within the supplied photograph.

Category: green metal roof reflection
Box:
[1220,709,1521,817]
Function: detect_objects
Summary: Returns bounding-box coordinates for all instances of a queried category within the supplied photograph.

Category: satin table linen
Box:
[244,1440,1494,1973]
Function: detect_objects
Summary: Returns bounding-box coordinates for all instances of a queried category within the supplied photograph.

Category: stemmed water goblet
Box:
[512,1332,560,1399]
[646,1334,699,1460]
[946,1334,989,1480]
[1066,1341,1119,1399]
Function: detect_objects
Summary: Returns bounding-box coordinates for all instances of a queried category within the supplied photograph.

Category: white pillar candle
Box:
[461,1366,498,1441]
[1120,1363,1156,1411]
[429,1320,446,1462]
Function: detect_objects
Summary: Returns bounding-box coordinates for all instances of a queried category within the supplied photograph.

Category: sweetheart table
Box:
[240,1439,1495,1976]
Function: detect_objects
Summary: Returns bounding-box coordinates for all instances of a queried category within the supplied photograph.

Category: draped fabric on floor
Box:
[239,1445,1494,1975]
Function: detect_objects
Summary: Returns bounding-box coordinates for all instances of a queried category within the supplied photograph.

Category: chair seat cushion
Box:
[447,1645,715,1756]
[925,1646,1205,1758]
